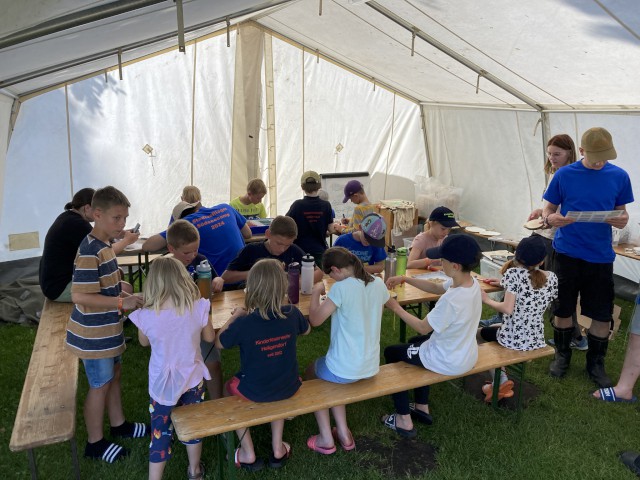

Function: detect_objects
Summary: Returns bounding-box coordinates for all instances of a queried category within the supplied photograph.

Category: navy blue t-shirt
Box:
[219,306,309,402]
[226,241,306,272]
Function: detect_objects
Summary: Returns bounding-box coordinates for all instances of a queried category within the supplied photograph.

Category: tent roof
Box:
[1,0,640,108]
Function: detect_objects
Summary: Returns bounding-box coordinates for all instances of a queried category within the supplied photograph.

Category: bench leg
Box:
[214,432,237,480]
[27,449,38,480]
[71,436,81,480]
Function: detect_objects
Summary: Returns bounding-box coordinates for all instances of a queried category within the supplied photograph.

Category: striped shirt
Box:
[342,202,376,234]
[66,234,125,359]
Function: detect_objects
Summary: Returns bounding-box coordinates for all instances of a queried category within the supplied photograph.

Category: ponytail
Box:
[322,247,374,286]
[66,188,95,211]
[501,259,548,289]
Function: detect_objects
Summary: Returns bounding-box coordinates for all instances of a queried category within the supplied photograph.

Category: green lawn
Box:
[2,298,639,479]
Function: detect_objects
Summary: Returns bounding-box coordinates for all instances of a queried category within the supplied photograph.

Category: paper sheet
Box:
[565,210,623,223]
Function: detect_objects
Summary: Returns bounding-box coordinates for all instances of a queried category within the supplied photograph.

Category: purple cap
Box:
[361,213,387,248]
[343,180,364,203]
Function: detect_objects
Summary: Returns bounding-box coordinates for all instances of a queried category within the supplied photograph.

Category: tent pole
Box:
[420,105,432,178]
[64,85,74,196]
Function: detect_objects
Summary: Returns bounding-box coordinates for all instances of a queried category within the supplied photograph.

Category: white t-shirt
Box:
[326,276,390,379]
[419,278,481,376]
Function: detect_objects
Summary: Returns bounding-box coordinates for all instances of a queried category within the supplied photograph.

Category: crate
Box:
[480,257,504,301]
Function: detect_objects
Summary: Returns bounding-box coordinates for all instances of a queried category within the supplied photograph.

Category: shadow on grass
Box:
[356,436,438,478]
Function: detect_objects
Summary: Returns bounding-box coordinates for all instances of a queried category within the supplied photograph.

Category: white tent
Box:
[1,0,639,281]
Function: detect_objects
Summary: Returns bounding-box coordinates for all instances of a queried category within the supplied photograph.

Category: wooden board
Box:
[10,300,78,451]
[172,343,553,441]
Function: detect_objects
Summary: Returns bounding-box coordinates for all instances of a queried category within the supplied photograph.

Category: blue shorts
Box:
[149,380,205,463]
[82,356,121,389]
[314,357,358,384]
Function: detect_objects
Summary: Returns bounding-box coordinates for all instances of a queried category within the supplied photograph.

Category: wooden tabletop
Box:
[614,243,640,261]
[210,268,501,329]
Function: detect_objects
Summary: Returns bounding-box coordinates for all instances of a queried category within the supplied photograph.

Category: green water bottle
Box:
[396,247,408,277]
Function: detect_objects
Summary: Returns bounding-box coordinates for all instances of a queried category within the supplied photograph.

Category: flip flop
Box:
[593,387,638,403]
[269,442,291,468]
[331,427,356,451]
[409,403,433,425]
[234,448,264,471]
[482,380,515,403]
[619,451,640,475]
[381,414,417,438]
[306,435,336,455]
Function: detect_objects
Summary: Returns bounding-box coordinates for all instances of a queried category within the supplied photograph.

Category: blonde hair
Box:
[247,178,267,195]
[181,186,201,204]
[500,259,548,290]
[244,259,287,320]
[142,256,200,315]
[167,219,199,248]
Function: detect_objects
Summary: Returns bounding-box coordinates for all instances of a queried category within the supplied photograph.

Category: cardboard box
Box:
[576,302,622,340]
[375,204,418,247]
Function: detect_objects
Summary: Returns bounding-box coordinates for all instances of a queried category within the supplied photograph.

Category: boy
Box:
[166,219,224,399]
[286,171,341,266]
[334,213,387,274]
[340,180,376,234]
[66,186,147,463]
[230,178,268,219]
[382,235,482,437]
[222,215,324,284]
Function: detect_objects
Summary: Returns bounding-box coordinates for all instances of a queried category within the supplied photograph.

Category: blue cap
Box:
[426,235,480,265]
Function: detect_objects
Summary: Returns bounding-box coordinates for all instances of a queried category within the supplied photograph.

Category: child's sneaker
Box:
[84,438,129,463]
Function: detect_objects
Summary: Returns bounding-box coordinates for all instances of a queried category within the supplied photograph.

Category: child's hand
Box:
[480,289,489,304]
[312,282,326,296]
[385,275,404,289]
[481,277,500,286]
[123,294,143,311]
[230,306,247,319]
[121,230,140,245]
[212,277,224,293]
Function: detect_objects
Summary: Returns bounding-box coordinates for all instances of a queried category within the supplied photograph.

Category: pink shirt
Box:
[129,298,211,405]
[410,230,444,267]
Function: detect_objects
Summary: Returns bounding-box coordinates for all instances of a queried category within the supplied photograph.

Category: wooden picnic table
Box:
[614,243,640,261]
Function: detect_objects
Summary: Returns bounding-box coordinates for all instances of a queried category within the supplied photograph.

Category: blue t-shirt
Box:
[219,306,309,402]
[334,233,387,265]
[543,161,633,263]
[160,204,246,276]
[226,241,306,272]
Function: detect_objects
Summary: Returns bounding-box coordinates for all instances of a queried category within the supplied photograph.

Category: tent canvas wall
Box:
[1,0,639,282]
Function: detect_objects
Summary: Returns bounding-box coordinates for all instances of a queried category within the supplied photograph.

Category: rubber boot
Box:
[549,326,573,378]
[586,332,613,388]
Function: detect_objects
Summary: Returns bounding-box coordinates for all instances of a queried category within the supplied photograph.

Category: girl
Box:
[306,247,392,454]
[215,259,310,470]
[407,206,459,269]
[478,235,558,401]
[129,256,214,480]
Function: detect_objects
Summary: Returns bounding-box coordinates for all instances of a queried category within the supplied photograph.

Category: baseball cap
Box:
[361,213,387,248]
[429,206,460,228]
[515,235,547,267]
[301,170,321,185]
[343,180,363,203]
[581,127,617,162]
[426,234,480,265]
[172,201,198,221]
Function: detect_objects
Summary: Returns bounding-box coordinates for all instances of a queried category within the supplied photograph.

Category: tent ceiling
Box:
[1,0,639,110]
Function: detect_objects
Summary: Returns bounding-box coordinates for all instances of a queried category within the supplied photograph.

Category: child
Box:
[230,178,268,219]
[66,185,147,463]
[286,171,341,266]
[221,215,323,284]
[129,257,214,480]
[216,259,310,470]
[166,219,224,399]
[333,213,387,274]
[407,206,459,269]
[340,180,376,234]
[478,235,558,401]
[383,235,482,437]
[169,185,202,224]
[306,247,392,454]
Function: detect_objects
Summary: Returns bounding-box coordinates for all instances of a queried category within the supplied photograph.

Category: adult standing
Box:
[543,127,633,387]
[143,203,252,279]
[40,188,95,302]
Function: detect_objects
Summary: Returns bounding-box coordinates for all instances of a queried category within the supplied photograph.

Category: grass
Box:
[2,297,640,479]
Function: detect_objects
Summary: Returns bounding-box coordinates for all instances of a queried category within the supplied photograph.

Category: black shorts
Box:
[553,252,613,322]
[480,326,499,343]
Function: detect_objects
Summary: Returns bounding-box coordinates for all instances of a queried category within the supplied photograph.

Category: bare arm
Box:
[543,201,574,228]
[241,224,252,239]
[138,329,150,347]
[386,297,433,335]
[71,292,143,311]
[364,260,384,274]
[112,230,140,255]
[201,320,215,343]
[214,307,246,349]
[308,282,336,326]
[221,269,248,284]
[313,266,324,283]
[481,289,516,315]
[142,234,168,252]
[386,275,446,295]
[606,205,629,229]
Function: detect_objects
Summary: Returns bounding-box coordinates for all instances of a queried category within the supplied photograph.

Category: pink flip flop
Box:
[306,435,336,455]
[331,427,355,451]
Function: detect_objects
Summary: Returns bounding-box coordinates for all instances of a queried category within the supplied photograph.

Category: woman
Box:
[39,188,95,301]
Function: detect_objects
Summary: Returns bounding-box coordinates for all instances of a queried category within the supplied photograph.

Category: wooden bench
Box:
[172,343,554,479]
[10,300,80,480]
